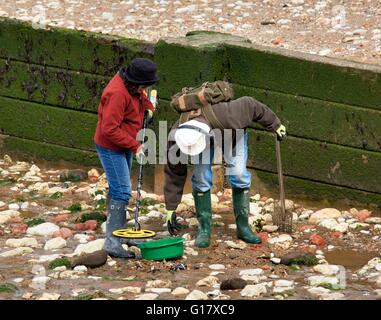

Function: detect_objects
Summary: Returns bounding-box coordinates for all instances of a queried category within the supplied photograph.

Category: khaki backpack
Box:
[170,81,234,130]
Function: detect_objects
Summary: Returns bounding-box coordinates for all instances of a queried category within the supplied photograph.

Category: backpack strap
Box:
[202,104,225,130]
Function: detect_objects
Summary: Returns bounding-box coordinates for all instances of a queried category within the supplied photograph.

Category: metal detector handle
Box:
[275,135,286,225]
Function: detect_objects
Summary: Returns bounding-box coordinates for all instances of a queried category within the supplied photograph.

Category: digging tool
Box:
[274,134,292,233]
[112,89,157,239]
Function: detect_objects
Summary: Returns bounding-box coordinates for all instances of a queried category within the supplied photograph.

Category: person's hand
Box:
[275,124,287,141]
[136,145,148,163]
[166,210,181,236]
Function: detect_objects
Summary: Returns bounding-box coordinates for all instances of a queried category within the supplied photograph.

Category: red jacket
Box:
[94,74,154,153]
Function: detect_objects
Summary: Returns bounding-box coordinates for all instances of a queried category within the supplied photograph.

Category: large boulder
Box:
[309,208,341,224]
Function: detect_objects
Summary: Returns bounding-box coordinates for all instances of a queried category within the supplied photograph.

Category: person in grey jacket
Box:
[164,96,286,248]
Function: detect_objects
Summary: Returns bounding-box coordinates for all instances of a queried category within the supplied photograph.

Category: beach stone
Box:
[185,290,208,300]
[6,237,39,248]
[27,223,59,237]
[220,278,247,290]
[74,239,105,255]
[172,287,190,296]
[240,284,267,297]
[196,276,219,287]
[0,210,20,224]
[0,247,34,257]
[309,208,341,224]
[44,237,66,250]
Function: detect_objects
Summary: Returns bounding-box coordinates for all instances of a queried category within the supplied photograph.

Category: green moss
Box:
[96,199,106,211]
[67,203,82,213]
[26,218,45,227]
[1,136,100,166]
[0,17,154,76]
[234,84,381,152]
[287,255,319,266]
[94,190,104,196]
[248,130,381,193]
[48,257,71,270]
[0,283,18,293]
[140,198,157,206]
[318,283,342,291]
[226,43,381,110]
[252,168,381,207]
[80,212,106,223]
[50,192,63,199]
[0,178,17,186]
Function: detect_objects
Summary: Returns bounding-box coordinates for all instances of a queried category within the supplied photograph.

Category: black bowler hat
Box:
[125,58,159,85]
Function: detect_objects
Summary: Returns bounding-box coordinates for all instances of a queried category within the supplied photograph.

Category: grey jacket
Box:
[164,96,281,210]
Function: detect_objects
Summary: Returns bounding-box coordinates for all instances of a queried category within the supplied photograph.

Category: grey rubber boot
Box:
[104,199,136,258]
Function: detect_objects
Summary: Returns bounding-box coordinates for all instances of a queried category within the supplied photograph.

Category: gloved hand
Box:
[136,144,148,163]
[166,210,181,236]
[275,124,287,141]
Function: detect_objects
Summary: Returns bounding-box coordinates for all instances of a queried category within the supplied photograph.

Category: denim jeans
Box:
[95,144,133,202]
[191,130,251,192]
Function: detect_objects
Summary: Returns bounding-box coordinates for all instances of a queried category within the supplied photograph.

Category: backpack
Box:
[170,81,234,129]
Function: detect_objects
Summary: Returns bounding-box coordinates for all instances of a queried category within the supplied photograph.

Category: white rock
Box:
[181,194,194,207]
[172,287,190,296]
[0,209,19,224]
[44,237,66,250]
[123,287,142,294]
[6,237,39,248]
[146,210,163,219]
[196,276,219,287]
[0,201,6,208]
[59,271,80,279]
[291,0,305,4]
[268,234,293,250]
[74,239,105,255]
[249,202,262,215]
[307,275,339,286]
[349,222,369,230]
[146,288,172,294]
[240,284,267,297]
[38,293,61,300]
[109,288,123,294]
[101,222,106,234]
[319,219,348,233]
[12,278,24,283]
[209,264,225,270]
[263,213,273,224]
[319,48,331,56]
[8,203,20,210]
[274,280,294,287]
[0,247,34,257]
[74,234,90,244]
[309,208,341,224]
[30,276,51,289]
[27,222,59,236]
[185,290,208,300]
[313,264,341,276]
[263,225,278,233]
[228,224,237,230]
[307,286,331,295]
[146,279,172,288]
[271,258,281,264]
[184,247,198,256]
[320,292,345,300]
[225,240,247,250]
[135,293,158,300]
[365,217,381,224]
[73,265,88,272]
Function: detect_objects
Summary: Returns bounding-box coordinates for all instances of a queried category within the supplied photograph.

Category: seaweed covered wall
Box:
[1,18,381,206]
[0,18,154,165]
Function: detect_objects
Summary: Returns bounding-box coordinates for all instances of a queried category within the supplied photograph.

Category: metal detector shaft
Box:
[275,135,288,231]
[134,109,149,231]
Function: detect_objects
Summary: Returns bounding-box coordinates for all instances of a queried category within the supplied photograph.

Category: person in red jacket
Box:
[94,58,158,258]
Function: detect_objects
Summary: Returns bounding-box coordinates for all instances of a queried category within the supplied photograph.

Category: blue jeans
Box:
[191,131,251,192]
[95,144,133,202]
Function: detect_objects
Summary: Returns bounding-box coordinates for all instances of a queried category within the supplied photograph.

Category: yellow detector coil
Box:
[113,229,156,239]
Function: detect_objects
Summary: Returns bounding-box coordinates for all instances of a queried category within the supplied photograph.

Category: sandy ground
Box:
[0,0,380,66]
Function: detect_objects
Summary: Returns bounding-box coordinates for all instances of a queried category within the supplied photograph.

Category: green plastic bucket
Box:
[138,237,184,261]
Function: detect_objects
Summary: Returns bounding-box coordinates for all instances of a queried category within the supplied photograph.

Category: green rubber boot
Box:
[232,188,262,244]
[193,190,212,248]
